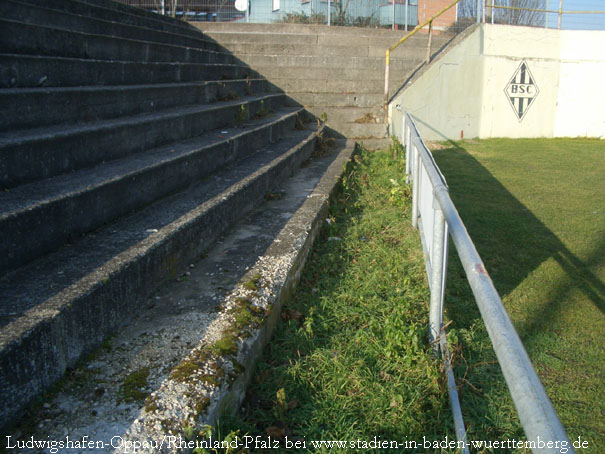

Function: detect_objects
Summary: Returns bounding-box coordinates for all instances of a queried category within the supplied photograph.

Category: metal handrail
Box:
[383,0,461,121]
[399,110,574,453]
[485,4,605,28]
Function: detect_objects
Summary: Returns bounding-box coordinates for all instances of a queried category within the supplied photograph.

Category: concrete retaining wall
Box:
[389,24,605,140]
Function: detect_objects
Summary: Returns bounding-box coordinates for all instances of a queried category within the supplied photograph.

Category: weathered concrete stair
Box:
[0,0,354,434]
[197,23,453,145]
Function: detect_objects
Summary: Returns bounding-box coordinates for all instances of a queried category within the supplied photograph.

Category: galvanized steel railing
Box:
[383,0,461,121]
[399,110,573,453]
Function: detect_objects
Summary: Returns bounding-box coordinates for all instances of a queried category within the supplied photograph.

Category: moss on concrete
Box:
[121,367,149,402]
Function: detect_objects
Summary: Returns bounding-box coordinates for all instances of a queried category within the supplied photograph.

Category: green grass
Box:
[211,139,603,453]
[432,138,605,453]
[218,146,460,452]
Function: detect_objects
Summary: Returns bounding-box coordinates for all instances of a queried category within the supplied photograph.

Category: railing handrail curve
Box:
[384,0,461,121]
[400,111,574,453]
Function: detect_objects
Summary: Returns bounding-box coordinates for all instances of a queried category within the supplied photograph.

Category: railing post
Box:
[476,0,481,22]
[404,0,408,31]
[403,116,410,179]
[558,0,563,29]
[392,0,395,30]
[411,140,420,229]
[384,50,390,123]
[429,204,446,346]
[426,20,433,64]
[328,0,331,25]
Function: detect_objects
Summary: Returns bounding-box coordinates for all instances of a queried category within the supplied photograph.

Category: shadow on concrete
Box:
[204,36,349,143]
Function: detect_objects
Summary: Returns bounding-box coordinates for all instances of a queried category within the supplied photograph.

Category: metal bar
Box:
[485,4,605,15]
[426,21,433,64]
[405,0,408,32]
[403,115,410,177]
[429,206,446,345]
[388,0,460,54]
[384,0,460,122]
[403,113,573,453]
[411,141,420,229]
[417,216,433,288]
[558,0,563,29]
[476,0,481,22]
[384,49,390,122]
[328,0,331,26]
[392,0,395,30]
[439,334,470,454]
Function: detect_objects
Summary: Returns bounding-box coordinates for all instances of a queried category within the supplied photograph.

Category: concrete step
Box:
[203,30,449,51]
[19,0,203,40]
[0,92,283,189]
[196,22,453,40]
[267,78,383,94]
[249,65,416,82]
[0,54,247,88]
[286,92,383,108]
[334,137,392,150]
[1,143,354,442]
[0,19,222,64]
[236,53,418,71]
[209,41,431,59]
[0,127,318,429]
[1,0,213,51]
[304,106,383,123]
[0,107,301,276]
[0,79,270,131]
[324,121,388,139]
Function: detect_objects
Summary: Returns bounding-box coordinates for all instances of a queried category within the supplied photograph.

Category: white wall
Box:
[389,24,605,140]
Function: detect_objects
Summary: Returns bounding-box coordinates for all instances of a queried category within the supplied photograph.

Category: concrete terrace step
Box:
[286,92,383,108]
[18,0,203,40]
[202,30,449,50]
[0,126,319,428]
[1,144,354,447]
[0,54,246,88]
[1,0,213,50]
[267,78,383,94]
[0,92,282,189]
[0,79,270,131]
[208,41,429,59]
[197,21,452,39]
[249,65,414,82]
[304,106,383,123]
[0,107,301,276]
[236,53,418,71]
[0,19,222,64]
[325,121,388,139]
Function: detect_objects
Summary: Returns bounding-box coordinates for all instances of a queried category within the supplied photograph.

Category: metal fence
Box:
[117,0,419,28]
[458,0,605,30]
[398,110,574,453]
[117,0,604,30]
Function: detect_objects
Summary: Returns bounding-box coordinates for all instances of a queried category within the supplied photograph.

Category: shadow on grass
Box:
[432,144,604,333]
[432,142,605,446]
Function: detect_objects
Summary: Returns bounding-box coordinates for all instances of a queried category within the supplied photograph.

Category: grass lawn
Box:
[209,139,603,453]
[216,145,460,452]
[432,138,605,452]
